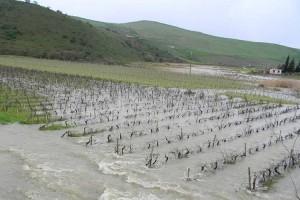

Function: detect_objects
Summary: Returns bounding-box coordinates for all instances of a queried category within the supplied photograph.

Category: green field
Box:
[0,55,249,89]
[0,84,48,124]
[0,87,31,124]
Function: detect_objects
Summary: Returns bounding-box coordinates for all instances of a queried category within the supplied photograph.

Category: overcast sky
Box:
[33,0,300,49]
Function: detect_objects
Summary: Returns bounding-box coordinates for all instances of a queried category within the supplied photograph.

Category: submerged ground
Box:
[1,123,299,200]
[0,58,300,200]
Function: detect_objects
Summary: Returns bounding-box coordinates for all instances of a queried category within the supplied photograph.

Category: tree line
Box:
[280,56,300,73]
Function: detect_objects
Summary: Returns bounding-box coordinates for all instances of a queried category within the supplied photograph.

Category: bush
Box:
[0,25,21,40]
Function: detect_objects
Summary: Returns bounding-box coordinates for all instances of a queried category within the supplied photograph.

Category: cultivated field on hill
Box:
[0,55,249,89]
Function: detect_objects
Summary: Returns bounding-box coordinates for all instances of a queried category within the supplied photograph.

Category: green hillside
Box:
[122,21,300,66]
[73,17,180,63]
[77,18,300,66]
[1,0,299,66]
[0,0,177,63]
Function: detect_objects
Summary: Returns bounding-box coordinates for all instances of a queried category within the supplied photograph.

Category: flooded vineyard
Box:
[0,66,300,200]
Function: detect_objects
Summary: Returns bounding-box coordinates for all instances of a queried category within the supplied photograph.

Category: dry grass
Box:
[260,79,300,90]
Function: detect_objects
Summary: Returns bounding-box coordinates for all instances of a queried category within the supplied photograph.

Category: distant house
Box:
[269,68,282,75]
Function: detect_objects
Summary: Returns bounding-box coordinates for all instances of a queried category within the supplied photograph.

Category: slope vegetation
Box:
[0,1,177,63]
[78,18,300,66]
[1,0,299,66]
[123,21,300,66]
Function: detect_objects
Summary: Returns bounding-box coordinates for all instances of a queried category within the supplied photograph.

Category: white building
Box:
[269,68,282,75]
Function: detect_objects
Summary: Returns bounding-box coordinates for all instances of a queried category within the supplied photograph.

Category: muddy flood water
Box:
[1,121,300,200]
[1,66,300,200]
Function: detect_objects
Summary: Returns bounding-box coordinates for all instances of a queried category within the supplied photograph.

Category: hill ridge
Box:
[0,0,178,63]
[1,0,300,66]
[124,20,299,50]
